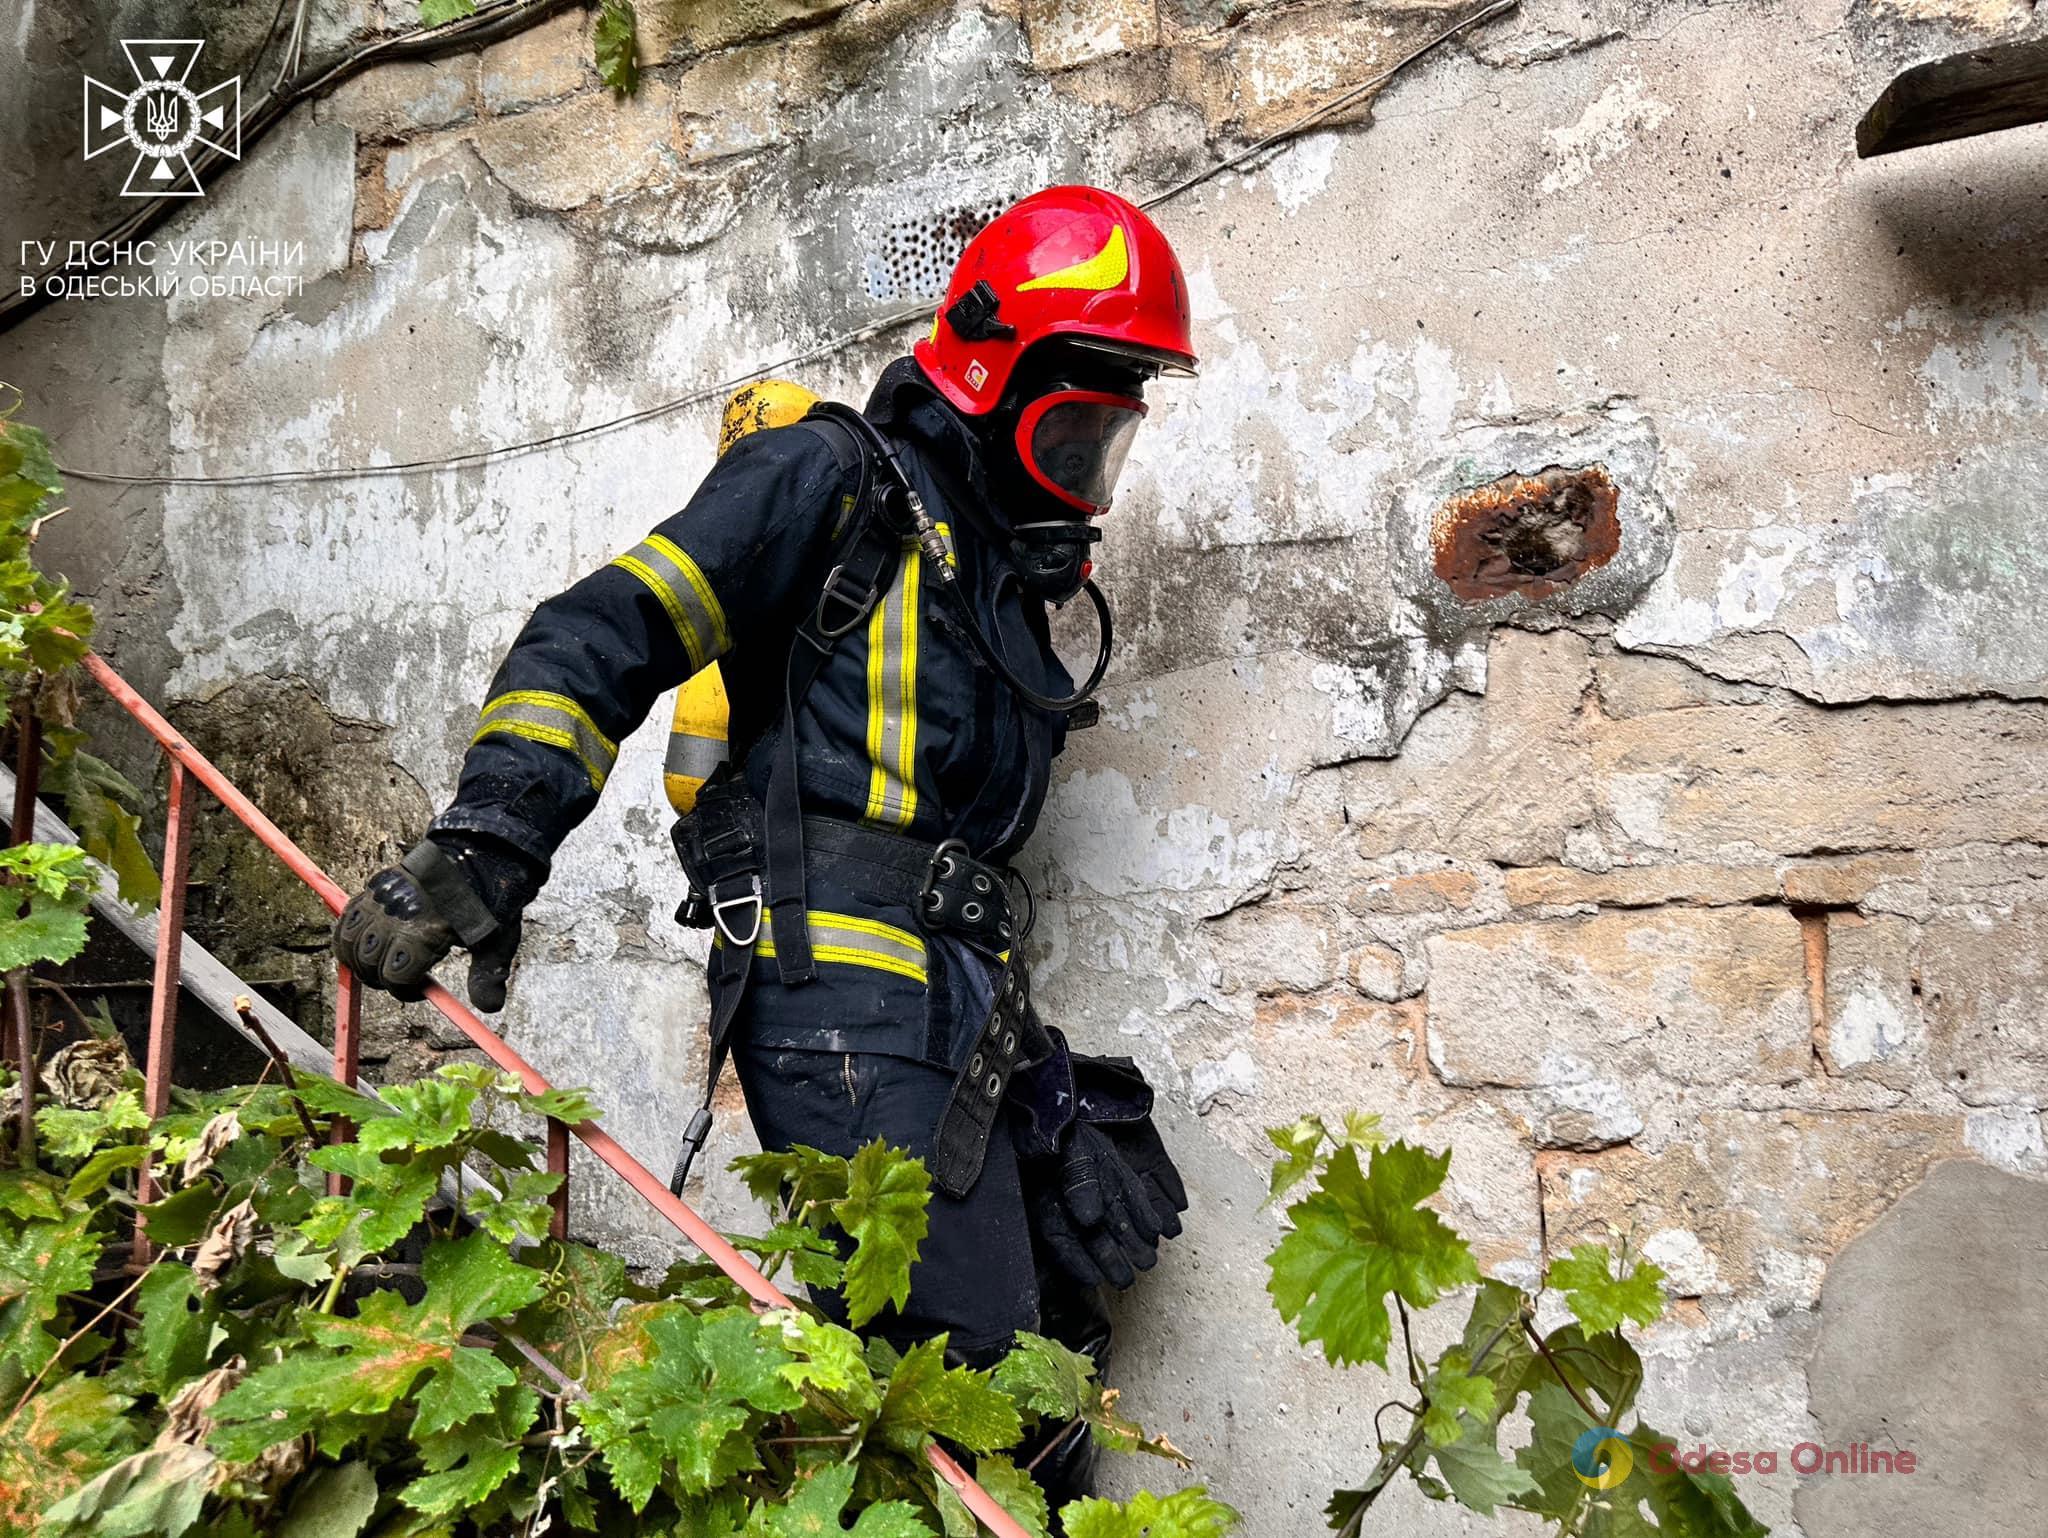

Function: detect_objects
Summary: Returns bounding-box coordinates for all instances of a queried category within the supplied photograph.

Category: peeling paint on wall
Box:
[10,0,2048,1528]
[1537,72,1673,195]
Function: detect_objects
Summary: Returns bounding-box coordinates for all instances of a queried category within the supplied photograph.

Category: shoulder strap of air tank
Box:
[787,411,865,484]
[759,404,904,986]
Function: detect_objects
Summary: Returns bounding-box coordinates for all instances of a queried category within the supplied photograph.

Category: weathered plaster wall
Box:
[5,0,2047,1531]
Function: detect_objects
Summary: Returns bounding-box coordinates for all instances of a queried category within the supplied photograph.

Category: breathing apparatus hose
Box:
[824,404,1114,716]
[940,572,1112,714]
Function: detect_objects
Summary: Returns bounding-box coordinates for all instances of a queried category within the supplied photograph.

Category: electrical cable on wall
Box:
[55,0,1517,490]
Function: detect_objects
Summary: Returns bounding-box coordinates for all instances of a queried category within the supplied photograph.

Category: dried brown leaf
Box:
[192,1198,256,1291]
[1096,1386,1192,1467]
[156,1355,248,1449]
[228,1432,308,1497]
[41,1036,132,1109]
[179,1109,242,1185]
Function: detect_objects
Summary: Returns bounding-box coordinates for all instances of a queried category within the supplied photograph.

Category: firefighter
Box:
[333,185,1197,1505]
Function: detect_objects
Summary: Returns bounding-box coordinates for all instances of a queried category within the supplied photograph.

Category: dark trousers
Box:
[734,1040,1107,1363]
[734,1039,1109,1514]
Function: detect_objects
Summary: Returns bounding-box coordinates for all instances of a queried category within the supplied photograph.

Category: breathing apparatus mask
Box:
[986,347,1154,605]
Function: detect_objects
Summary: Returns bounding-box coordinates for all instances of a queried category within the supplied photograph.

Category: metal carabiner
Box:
[1004,866,1037,943]
[814,563,882,640]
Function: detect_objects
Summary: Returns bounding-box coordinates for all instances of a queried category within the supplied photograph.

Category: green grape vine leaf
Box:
[746,1461,932,1537]
[577,1305,802,1508]
[1265,1140,1478,1367]
[834,1139,931,1328]
[594,0,640,96]
[1059,1486,1240,1538]
[875,1337,1023,1458]
[212,1232,546,1458]
[1549,1242,1668,1335]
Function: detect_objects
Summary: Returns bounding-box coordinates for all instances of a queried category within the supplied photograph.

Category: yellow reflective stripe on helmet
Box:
[612,533,730,672]
[745,910,928,985]
[862,538,922,829]
[473,690,618,791]
[1016,224,1129,294]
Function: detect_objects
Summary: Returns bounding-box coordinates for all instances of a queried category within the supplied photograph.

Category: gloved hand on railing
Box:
[332,833,540,1011]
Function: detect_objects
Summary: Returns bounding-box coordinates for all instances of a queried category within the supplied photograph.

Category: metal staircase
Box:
[10,650,1028,1536]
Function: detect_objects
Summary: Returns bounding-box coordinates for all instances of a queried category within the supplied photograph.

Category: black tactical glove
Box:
[332,834,541,1012]
[1098,1114,1187,1244]
[1027,1120,1170,1290]
[1013,1031,1190,1290]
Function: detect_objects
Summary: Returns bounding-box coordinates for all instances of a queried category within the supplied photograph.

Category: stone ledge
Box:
[1426,906,1814,1090]
[322,58,478,142]
[1539,1110,1968,1306]
[1504,862,1780,909]
[480,9,596,113]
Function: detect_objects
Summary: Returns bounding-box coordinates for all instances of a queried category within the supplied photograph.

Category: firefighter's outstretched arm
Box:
[333,426,846,1010]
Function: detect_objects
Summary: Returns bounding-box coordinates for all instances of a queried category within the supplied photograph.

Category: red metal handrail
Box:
[78,650,1027,1535]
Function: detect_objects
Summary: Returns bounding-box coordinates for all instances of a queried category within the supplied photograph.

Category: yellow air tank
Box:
[664,379,822,814]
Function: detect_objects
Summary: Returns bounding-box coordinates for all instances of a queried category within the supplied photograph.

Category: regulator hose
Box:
[817,401,1114,716]
[939,572,1112,715]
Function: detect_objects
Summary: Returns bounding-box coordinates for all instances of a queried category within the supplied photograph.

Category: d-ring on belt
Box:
[667,801,1047,1197]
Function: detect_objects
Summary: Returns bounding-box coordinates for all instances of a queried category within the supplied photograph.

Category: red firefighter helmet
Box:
[914,185,1198,419]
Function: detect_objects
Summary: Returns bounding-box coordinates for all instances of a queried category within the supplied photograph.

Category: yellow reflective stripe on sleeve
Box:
[480,690,618,750]
[611,533,730,672]
[473,690,618,791]
[861,538,922,829]
[745,910,928,985]
[650,535,731,653]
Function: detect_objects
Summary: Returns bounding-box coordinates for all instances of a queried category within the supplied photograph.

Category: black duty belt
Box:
[929,953,1043,1197]
[667,796,1040,1196]
[795,816,1048,1196]
[797,816,1023,955]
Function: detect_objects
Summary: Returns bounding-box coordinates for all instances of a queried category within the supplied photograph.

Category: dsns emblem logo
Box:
[1572,1426,1633,1490]
[84,41,241,198]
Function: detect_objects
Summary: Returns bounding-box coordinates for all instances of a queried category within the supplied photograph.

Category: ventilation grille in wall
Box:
[859,199,1007,302]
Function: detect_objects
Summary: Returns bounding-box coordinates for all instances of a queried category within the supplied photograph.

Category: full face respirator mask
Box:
[995,357,1151,604]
